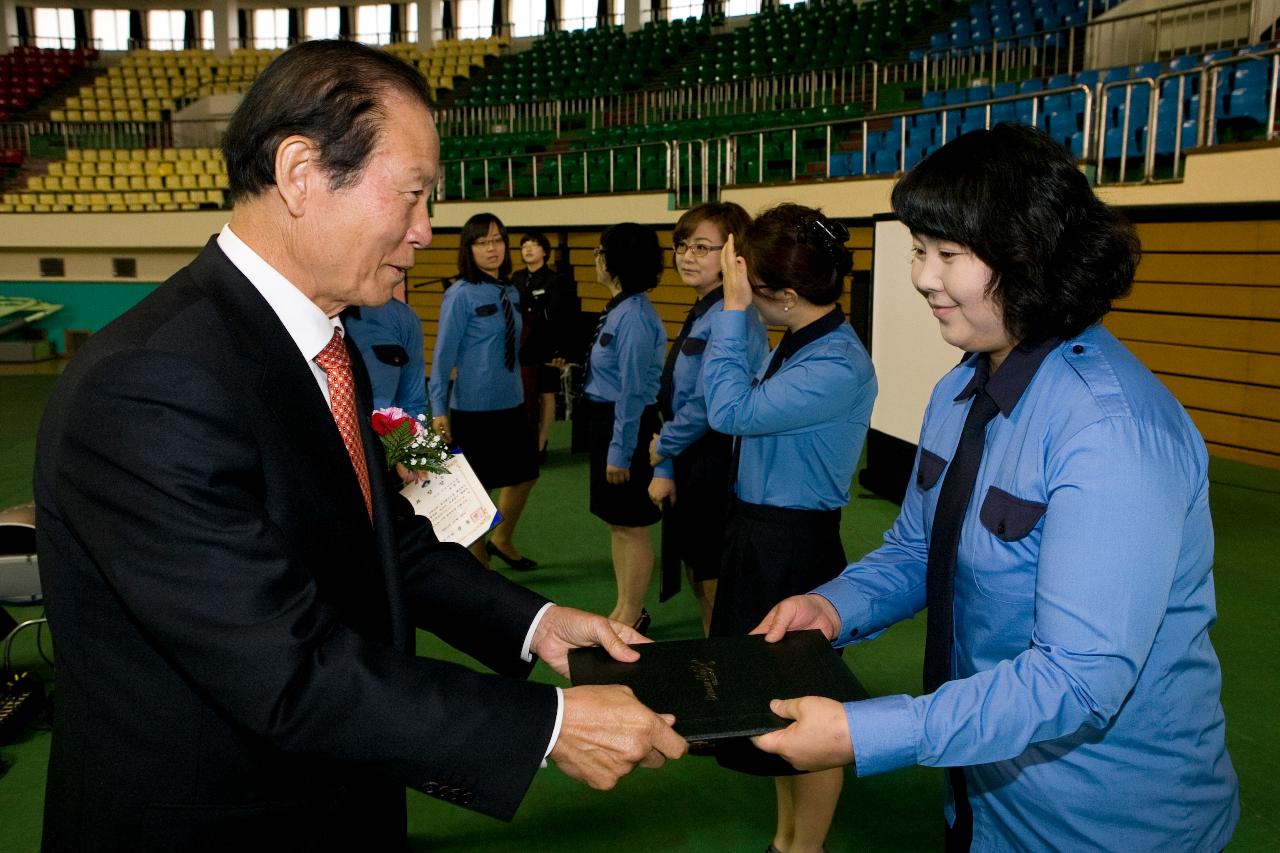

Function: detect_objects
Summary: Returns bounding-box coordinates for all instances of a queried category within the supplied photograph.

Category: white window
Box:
[511,0,542,38]
[306,7,341,39]
[405,3,418,40]
[147,9,185,50]
[453,0,495,40]
[91,9,130,52]
[252,8,289,49]
[33,7,74,49]
[560,0,594,31]
[725,0,761,16]
[666,0,701,21]
[200,9,215,49]
[355,4,391,45]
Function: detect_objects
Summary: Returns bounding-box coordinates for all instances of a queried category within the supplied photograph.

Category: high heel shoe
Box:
[485,541,538,571]
[632,608,652,634]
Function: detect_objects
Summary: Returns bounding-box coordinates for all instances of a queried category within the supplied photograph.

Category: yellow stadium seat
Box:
[94,176,112,191]
[129,176,147,190]
[112,176,130,190]
[76,176,95,191]
[145,175,164,190]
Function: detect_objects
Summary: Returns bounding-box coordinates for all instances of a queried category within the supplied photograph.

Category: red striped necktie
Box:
[314,328,373,519]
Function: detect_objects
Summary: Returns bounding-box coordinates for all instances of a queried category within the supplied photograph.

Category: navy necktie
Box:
[657,288,722,420]
[922,385,1000,852]
[498,284,516,371]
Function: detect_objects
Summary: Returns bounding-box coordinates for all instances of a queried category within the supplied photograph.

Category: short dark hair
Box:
[457,213,512,281]
[520,231,552,256]
[740,203,852,306]
[600,223,663,295]
[222,40,432,204]
[891,123,1140,342]
[673,202,752,249]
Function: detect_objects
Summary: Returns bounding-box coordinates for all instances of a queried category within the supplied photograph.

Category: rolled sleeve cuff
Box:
[846,694,918,777]
[606,446,629,469]
[654,458,674,479]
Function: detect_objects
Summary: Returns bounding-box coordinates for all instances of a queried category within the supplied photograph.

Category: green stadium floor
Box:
[2,373,1277,851]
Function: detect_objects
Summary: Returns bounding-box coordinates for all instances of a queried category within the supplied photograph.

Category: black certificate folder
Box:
[568,630,868,742]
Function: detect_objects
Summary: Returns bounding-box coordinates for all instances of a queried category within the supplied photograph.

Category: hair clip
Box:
[804,216,850,248]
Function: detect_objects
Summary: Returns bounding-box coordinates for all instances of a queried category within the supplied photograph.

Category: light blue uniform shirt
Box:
[813,324,1239,851]
[654,298,767,479]
[583,292,665,469]
[428,278,523,414]
[343,300,427,420]
[703,308,876,510]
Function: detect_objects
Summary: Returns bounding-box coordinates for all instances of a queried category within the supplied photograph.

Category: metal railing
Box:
[434,140,672,201]
[435,62,878,137]
[717,83,1095,185]
[0,123,31,155]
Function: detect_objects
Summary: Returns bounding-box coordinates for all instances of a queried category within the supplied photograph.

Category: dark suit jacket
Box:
[34,239,559,852]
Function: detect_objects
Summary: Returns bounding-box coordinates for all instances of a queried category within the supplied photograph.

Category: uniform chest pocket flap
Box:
[371,344,409,366]
[475,303,498,317]
[681,337,708,356]
[599,332,614,347]
[979,486,1046,541]
[915,448,947,491]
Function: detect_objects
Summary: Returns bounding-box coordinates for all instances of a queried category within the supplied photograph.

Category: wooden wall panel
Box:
[1102,218,1280,469]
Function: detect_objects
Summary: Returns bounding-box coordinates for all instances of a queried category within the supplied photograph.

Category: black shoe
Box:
[632,608,652,634]
[485,541,538,571]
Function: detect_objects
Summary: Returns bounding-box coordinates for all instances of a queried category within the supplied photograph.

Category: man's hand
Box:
[648,476,675,508]
[432,415,451,445]
[752,594,842,642]
[606,464,629,485]
[751,696,853,772]
[551,684,688,790]
[531,605,648,678]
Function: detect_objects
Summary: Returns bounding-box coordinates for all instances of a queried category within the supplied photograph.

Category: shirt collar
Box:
[778,305,846,361]
[690,286,724,321]
[217,224,341,363]
[956,336,1061,416]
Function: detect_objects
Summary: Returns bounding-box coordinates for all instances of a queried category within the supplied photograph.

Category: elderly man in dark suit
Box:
[34,40,685,853]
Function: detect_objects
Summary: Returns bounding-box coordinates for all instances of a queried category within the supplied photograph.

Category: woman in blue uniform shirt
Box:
[648,202,766,634]
[704,203,877,853]
[584,222,667,631]
[752,124,1239,852]
[429,213,539,570]
[343,285,427,419]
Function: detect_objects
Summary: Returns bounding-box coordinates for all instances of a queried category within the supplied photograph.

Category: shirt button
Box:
[1072,345,1084,354]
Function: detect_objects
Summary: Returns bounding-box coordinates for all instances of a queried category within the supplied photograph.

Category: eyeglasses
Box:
[473,237,507,248]
[673,242,725,258]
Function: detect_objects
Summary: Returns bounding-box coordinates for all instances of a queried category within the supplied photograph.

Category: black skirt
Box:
[658,430,733,600]
[587,400,662,528]
[710,498,847,776]
[449,406,539,490]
